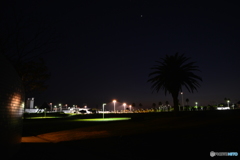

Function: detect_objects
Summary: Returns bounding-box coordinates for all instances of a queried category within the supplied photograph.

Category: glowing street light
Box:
[181,92,184,111]
[227,100,230,108]
[123,103,126,113]
[113,99,117,113]
[129,105,132,112]
[102,103,106,119]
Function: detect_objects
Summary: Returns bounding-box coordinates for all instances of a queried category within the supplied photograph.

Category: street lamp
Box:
[59,103,62,112]
[227,100,230,108]
[181,92,184,111]
[113,99,116,113]
[102,103,106,119]
[129,105,132,112]
[123,103,126,113]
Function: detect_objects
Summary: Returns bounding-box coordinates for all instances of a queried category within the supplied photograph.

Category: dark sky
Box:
[2,0,240,109]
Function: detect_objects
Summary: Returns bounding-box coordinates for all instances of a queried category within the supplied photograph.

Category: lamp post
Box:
[195,102,198,110]
[123,103,126,113]
[102,103,106,119]
[181,92,184,111]
[113,99,116,113]
[59,103,62,112]
[227,100,230,108]
[129,105,132,112]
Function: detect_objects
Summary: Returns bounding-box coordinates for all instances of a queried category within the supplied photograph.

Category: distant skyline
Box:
[1,0,240,108]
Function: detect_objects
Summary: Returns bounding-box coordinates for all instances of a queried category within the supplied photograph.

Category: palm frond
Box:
[148,53,202,95]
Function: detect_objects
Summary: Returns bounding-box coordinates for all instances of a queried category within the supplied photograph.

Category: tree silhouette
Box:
[132,103,136,109]
[158,101,162,106]
[0,4,57,98]
[148,53,202,112]
[16,58,50,97]
[152,103,156,107]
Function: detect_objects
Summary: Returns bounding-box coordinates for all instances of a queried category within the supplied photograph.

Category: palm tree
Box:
[148,53,202,112]
[158,101,162,106]
[132,103,136,110]
[152,103,156,107]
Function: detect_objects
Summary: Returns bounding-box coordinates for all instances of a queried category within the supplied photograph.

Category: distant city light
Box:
[217,107,230,110]
[113,99,117,113]
[123,103,126,113]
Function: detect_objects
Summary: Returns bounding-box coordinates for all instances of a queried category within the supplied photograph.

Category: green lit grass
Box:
[23,115,131,121]
[24,116,62,119]
[73,117,131,121]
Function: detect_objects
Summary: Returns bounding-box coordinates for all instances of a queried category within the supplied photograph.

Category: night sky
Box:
[1,0,240,109]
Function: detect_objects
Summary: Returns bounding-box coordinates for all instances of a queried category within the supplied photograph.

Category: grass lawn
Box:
[12,110,240,159]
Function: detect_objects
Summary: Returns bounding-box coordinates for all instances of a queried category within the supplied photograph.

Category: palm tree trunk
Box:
[172,92,179,112]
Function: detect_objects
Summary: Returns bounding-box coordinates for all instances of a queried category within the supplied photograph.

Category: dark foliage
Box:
[148,53,202,112]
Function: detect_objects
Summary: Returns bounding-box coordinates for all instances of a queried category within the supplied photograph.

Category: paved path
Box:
[21,136,51,143]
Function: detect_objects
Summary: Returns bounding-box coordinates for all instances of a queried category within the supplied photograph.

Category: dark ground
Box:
[11,111,240,159]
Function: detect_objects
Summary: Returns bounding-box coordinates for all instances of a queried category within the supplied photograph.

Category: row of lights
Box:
[113,99,132,112]
[52,97,231,111]
[50,100,132,112]
[193,101,230,107]
[49,103,87,108]
[181,92,231,107]
[106,99,132,113]
[102,100,132,118]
